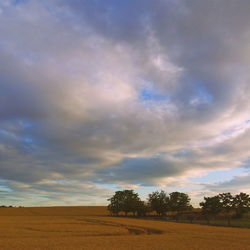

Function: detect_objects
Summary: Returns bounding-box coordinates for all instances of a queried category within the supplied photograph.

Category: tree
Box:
[107,191,124,216]
[169,192,191,220]
[169,192,191,212]
[107,190,141,216]
[232,192,250,218]
[218,193,234,226]
[200,195,222,224]
[148,190,169,216]
[136,200,150,217]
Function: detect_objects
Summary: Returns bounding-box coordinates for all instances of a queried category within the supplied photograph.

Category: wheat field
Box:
[0,207,249,250]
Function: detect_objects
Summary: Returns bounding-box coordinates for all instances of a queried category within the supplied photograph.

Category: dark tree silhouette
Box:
[107,190,141,216]
[200,195,222,224]
[233,192,250,218]
[169,192,191,211]
[218,192,234,226]
[107,191,124,216]
[107,189,250,227]
[135,200,150,217]
[169,192,191,221]
[148,190,169,216]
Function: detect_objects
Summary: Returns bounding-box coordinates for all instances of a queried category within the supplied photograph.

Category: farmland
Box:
[0,207,250,249]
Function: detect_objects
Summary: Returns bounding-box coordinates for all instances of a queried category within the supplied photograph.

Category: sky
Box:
[0,0,250,207]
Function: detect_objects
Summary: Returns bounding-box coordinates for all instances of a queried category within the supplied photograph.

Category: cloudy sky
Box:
[1,0,250,206]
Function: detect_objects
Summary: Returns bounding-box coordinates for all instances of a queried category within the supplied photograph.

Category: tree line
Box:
[107,190,250,225]
[200,192,250,225]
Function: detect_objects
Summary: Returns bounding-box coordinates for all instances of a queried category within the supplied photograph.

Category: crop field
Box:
[0,207,250,250]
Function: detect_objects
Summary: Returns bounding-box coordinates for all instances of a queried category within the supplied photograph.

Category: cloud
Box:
[204,172,250,194]
[0,0,250,205]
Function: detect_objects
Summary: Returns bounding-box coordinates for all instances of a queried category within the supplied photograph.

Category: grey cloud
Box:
[0,0,250,204]
[204,173,250,194]
[95,155,184,186]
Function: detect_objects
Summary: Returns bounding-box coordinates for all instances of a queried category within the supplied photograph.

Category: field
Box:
[0,207,250,250]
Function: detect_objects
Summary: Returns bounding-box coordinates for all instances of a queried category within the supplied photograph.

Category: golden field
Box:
[0,207,250,250]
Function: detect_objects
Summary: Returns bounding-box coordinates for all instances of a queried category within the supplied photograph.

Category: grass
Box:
[156,213,250,228]
[0,207,250,249]
[193,217,250,228]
